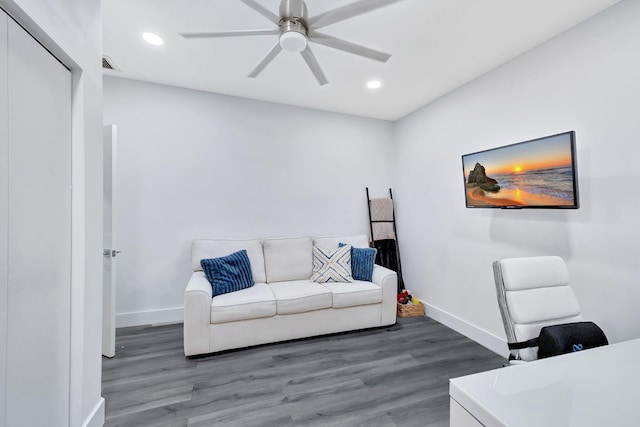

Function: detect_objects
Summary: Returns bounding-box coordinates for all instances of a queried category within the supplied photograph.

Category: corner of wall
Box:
[424,303,509,358]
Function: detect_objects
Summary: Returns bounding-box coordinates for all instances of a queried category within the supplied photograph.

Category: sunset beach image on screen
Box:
[461,131,578,208]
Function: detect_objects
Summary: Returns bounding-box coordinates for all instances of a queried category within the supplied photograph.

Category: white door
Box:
[1,12,72,427]
[103,125,118,358]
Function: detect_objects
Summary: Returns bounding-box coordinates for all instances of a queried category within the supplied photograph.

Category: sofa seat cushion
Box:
[268,280,332,314]
[210,283,276,324]
[320,281,383,308]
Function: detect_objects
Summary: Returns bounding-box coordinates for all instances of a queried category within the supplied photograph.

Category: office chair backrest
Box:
[493,256,583,361]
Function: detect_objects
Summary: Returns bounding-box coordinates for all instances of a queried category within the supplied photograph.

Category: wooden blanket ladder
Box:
[366,188,404,293]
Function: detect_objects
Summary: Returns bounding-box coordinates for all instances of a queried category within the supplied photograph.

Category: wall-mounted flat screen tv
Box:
[462,131,579,209]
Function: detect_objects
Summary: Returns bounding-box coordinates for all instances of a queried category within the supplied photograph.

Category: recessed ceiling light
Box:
[367,80,382,89]
[142,32,164,46]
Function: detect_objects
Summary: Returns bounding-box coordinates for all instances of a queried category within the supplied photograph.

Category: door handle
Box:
[103,249,122,257]
[112,250,121,257]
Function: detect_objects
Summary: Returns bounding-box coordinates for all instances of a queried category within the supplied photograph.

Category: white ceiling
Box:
[102,0,620,121]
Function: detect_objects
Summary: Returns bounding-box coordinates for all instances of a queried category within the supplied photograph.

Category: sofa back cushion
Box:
[192,239,266,283]
[263,237,312,283]
[314,235,369,250]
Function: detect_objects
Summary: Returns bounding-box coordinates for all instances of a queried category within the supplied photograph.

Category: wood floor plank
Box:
[282,353,419,395]
[107,387,194,420]
[388,394,450,427]
[102,316,504,426]
[330,412,397,427]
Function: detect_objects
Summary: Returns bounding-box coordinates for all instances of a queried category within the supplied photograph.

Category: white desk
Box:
[449,338,640,426]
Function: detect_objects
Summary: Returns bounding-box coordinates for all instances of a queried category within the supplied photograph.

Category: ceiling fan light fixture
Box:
[279,31,307,52]
[279,29,307,52]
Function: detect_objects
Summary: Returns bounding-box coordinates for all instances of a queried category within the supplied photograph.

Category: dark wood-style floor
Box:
[102,316,504,427]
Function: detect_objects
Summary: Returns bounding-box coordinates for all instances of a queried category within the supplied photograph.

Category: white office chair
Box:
[493,256,583,362]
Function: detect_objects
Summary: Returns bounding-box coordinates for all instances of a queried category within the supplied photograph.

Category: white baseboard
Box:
[116,307,183,328]
[83,397,104,427]
[424,302,509,358]
[115,304,506,356]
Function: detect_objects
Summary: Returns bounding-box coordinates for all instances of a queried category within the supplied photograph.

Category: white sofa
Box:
[184,235,398,356]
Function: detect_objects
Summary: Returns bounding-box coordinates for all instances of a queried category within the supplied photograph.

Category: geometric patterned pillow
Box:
[310,245,353,283]
[339,243,377,282]
[200,249,254,297]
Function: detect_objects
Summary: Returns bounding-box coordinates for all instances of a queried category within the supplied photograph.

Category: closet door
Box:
[2,12,72,427]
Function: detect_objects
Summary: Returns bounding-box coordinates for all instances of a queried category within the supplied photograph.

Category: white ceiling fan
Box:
[180,0,405,86]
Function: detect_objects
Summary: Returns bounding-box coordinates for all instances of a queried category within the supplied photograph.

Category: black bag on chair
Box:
[537,321,608,359]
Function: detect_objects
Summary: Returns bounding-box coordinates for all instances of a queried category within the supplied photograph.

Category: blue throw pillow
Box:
[200,250,254,296]
[339,243,377,282]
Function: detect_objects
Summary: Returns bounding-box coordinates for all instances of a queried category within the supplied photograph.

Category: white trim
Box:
[116,307,183,328]
[424,302,509,358]
[82,397,104,427]
[69,67,86,427]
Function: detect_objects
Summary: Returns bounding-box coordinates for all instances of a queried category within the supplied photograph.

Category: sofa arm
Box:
[371,264,398,325]
[184,272,212,356]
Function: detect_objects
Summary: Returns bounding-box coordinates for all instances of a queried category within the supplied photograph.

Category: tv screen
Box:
[462,131,579,209]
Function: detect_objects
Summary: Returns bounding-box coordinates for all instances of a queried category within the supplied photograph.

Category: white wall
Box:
[0,0,103,426]
[103,77,394,326]
[393,0,640,355]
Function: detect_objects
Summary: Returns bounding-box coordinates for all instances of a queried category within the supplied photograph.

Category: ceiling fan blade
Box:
[309,32,391,63]
[239,0,281,25]
[308,0,406,29]
[180,29,278,39]
[300,47,328,86]
[248,43,283,78]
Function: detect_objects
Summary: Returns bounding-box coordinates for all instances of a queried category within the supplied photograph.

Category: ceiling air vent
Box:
[102,55,119,71]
